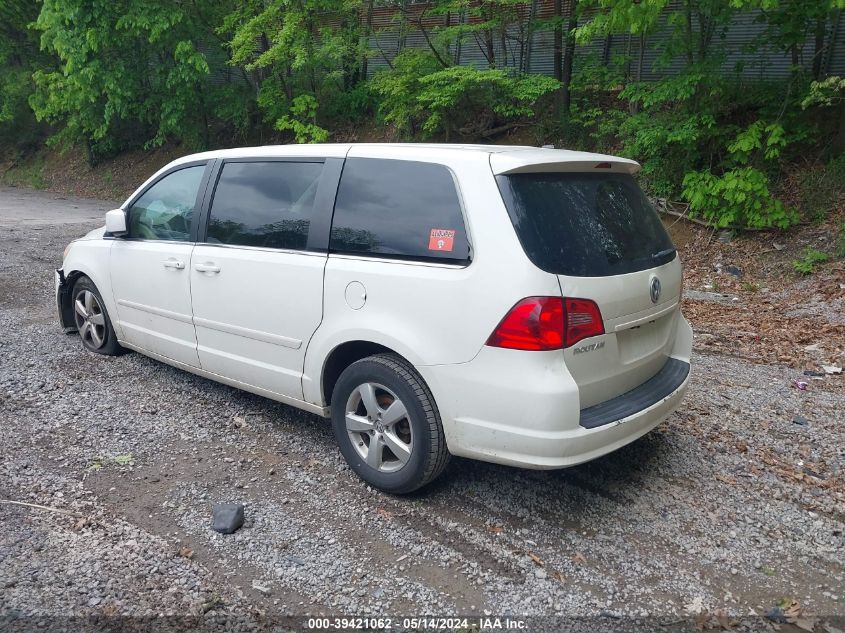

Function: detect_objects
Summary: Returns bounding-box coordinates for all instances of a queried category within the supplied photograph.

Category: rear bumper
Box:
[418,314,693,469]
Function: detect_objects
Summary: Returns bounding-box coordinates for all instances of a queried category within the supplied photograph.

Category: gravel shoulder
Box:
[1,188,843,631]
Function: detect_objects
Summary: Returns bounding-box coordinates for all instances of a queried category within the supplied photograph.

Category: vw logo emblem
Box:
[650,277,661,304]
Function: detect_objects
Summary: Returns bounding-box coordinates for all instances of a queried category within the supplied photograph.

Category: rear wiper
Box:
[651,248,676,261]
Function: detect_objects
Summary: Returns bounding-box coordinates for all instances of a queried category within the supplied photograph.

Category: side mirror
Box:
[105,209,128,237]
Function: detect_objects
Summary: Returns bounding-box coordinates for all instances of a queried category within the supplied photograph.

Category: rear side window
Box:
[496,172,675,277]
[330,158,469,263]
[207,161,324,250]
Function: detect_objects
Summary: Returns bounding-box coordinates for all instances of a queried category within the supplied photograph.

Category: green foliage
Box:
[680,119,798,229]
[0,0,841,236]
[0,1,46,153]
[801,76,845,109]
[682,167,797,229]
[369,50,441,135]
[792,248,830,275]
[727,121,787,163]
[30,0,235,157]
[222,0,363,134]
[371,51,559,138]
[276,95,329,143]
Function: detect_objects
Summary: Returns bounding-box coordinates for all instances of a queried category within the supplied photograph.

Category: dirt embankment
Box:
[669,212,845,378]
[1,144,190,201]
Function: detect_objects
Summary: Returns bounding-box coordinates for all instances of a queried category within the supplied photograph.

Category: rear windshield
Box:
[496,172,675,277]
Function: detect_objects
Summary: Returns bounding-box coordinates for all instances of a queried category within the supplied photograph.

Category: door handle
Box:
[194,262,221,274]
[162,258,185,270]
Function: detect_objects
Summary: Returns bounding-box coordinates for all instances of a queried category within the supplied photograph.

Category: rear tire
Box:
[71,276,123,356]
[331,353,450,494]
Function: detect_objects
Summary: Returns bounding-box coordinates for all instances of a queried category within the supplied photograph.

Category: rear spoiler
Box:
[490,149,640,176]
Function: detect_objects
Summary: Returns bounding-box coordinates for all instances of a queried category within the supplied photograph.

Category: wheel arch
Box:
[57,269,93,332]
[320,340,410,408]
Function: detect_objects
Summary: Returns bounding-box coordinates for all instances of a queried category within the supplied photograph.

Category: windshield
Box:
[496,172,675,277]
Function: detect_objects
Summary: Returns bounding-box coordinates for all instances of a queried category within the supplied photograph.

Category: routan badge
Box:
[428,229,455,252]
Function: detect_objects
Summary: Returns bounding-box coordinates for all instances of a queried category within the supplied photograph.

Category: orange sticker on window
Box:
[429,229,456,252]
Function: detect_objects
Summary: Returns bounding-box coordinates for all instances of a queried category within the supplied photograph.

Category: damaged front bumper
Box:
[55,269,76,333]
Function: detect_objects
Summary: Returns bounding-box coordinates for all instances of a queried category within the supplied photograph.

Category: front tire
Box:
[331,354,450,494]
[71,276,123,355]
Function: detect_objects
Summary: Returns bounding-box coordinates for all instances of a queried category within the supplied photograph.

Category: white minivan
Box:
[57,144,692,493]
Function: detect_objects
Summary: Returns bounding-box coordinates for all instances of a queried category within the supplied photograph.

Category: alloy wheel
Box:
[73,290,107,350]
[345,382,413,473]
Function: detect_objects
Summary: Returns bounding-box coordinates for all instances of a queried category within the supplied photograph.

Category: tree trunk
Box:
[637,32,645,82]
[601,34,613,66]
[553,0,563,83]
[484,29,495,68]
[360,0,375,81]
[397,0,408,52]
[812,15,826,80]
[560,1,578,116]
[454,10,464,65]
[834,99,845,155]
[630,32,645,115]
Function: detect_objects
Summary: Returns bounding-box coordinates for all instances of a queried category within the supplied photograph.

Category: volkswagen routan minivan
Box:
[57,144,692,493]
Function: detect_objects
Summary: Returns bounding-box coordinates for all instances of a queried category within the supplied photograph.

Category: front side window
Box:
[330,158,470,263]
[127,165,205,241]
[206,161,324,250]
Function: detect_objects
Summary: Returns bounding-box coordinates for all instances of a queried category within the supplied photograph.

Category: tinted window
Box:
[330,158,469,262]
[128,165,205,241]
[496,172,675,277]
[207,161,324,250]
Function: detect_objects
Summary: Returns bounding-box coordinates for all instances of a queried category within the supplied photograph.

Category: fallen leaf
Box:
[715,610,736,630]
[527,551,544,567]
[375,507,393,519]
[716,474,737,485]
[178,546,194,559]
[573,552,587,565]
[486,525,504,535]
[73,516,91,530]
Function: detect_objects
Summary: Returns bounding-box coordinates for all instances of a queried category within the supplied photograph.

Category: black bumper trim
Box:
[579,358,690,429]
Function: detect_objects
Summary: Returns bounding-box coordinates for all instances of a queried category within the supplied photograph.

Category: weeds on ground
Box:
[1,155,46,189]
[792,248,830,275]
[798,155,845,222]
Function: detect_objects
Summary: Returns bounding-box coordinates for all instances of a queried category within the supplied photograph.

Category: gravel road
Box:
[1,187,843,632]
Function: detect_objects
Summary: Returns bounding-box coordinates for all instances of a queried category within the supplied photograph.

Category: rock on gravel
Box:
[211,503,245,535]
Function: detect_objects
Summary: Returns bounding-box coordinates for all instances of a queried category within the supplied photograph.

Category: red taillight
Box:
[486,297,564,351]
[486,296,604,351]
[563,297,605,347]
